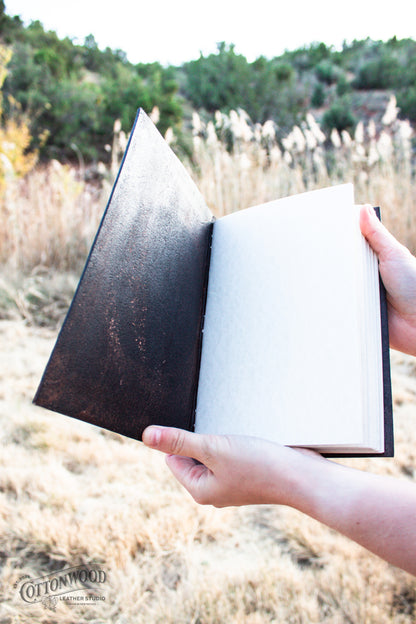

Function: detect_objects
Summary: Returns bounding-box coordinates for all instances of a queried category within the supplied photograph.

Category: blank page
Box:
[195,184,373,448]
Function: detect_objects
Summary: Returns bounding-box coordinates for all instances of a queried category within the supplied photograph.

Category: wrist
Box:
[267,448,329,511]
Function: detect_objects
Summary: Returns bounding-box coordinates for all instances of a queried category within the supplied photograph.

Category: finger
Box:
[166,454,207,487]
[293,447,324,459]
[165,455,217,505]
[142,425,210,463]
[359,204,402,259]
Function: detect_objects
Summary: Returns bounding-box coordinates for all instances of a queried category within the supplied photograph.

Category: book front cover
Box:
[34,110,214,439]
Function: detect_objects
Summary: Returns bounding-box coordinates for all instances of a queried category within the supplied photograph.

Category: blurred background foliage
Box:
[0,1,415,164]
[0,1,415,311]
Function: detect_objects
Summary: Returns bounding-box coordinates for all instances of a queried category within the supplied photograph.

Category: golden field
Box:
[1,315,416,623]
[1,103,416,622]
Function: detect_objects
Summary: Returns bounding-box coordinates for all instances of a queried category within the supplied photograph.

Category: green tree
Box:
[1,16,184,161]
[40,79,106,160]
[83,34,102,72]
[183,43,306,130]
[183,42,252,112]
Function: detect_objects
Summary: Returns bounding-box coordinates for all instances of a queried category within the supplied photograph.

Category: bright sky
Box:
[5,0,416,65]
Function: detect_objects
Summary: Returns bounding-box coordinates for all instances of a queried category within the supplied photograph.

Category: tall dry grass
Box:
[0,95,414,280]
[0,162,109,324]
[1,97,415,326]
[0,161,107,273]
[189,97,415,251]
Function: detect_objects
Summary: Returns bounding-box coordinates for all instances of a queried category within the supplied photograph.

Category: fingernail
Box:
[144,426,161,446]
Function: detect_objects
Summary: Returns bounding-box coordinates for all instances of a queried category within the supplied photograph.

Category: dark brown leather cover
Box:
[34,109,214,440]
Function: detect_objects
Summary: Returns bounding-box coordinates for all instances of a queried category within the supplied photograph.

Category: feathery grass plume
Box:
[352,141,366,164]
[367,140,380,167]
[282,126,306,154]
[303,128,318,151]
[354,121,365,144]
[189,102,415,251]
[395,120,413,153]
[368,119,376,140]
[376,131,393,161]
[382,95,399,126]
[192,111,204,135]
[341,129,352,147]
[330,128,342,148]
[110,118,125,177]
[261,120,276,143]
[269,145,282,165]
[228,109,253,143]
[214,110,224,129]
[150,106,160,125]
[164,127,175,146]
[206,121,218,147]
[283,149,293,165]
[306,113,326,144]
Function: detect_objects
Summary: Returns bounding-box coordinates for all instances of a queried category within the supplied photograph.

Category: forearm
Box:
[286,455,416,575]
[143,426,416,575]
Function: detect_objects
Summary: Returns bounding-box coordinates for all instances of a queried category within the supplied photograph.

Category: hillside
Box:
[0,4,415,163]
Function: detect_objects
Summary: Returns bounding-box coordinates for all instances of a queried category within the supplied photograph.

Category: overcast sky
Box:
[5,0,416,65]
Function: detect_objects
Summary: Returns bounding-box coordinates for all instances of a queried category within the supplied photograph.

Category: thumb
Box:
[142,425,214,465]
[359,204,403,260]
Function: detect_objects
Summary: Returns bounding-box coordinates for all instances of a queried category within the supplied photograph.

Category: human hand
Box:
[142,424,416,574]
[360,204,416,356]
[142,425,321,508]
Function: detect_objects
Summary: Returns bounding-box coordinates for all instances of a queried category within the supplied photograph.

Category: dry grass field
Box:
[1,321,416,623]
[1,102,416,622]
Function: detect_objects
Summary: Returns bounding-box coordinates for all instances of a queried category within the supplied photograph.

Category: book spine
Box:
[375,207,394,457]
[189,218,215,431]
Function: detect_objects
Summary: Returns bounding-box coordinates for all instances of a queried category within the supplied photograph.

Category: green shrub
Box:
[353,55,403,89]
[315,61,340,85]
[336,74,351,96]
[397,86,416,122]
[311,83,325,107]
[322,98,356,132]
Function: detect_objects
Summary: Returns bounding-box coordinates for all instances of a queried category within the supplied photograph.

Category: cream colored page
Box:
[195,184,365,447]
[360,229,384,452]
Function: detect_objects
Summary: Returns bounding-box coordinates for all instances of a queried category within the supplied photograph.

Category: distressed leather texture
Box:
[34,109,214,440]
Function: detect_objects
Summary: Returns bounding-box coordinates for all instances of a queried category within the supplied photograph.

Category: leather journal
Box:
[34,109,393,457]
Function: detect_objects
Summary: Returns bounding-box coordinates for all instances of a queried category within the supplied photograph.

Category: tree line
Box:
[1,3,415,163]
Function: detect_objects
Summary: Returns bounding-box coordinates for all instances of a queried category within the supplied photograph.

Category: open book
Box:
[34,109,393,457]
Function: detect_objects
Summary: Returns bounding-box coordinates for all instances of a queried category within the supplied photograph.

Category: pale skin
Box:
[143,204,416,576]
